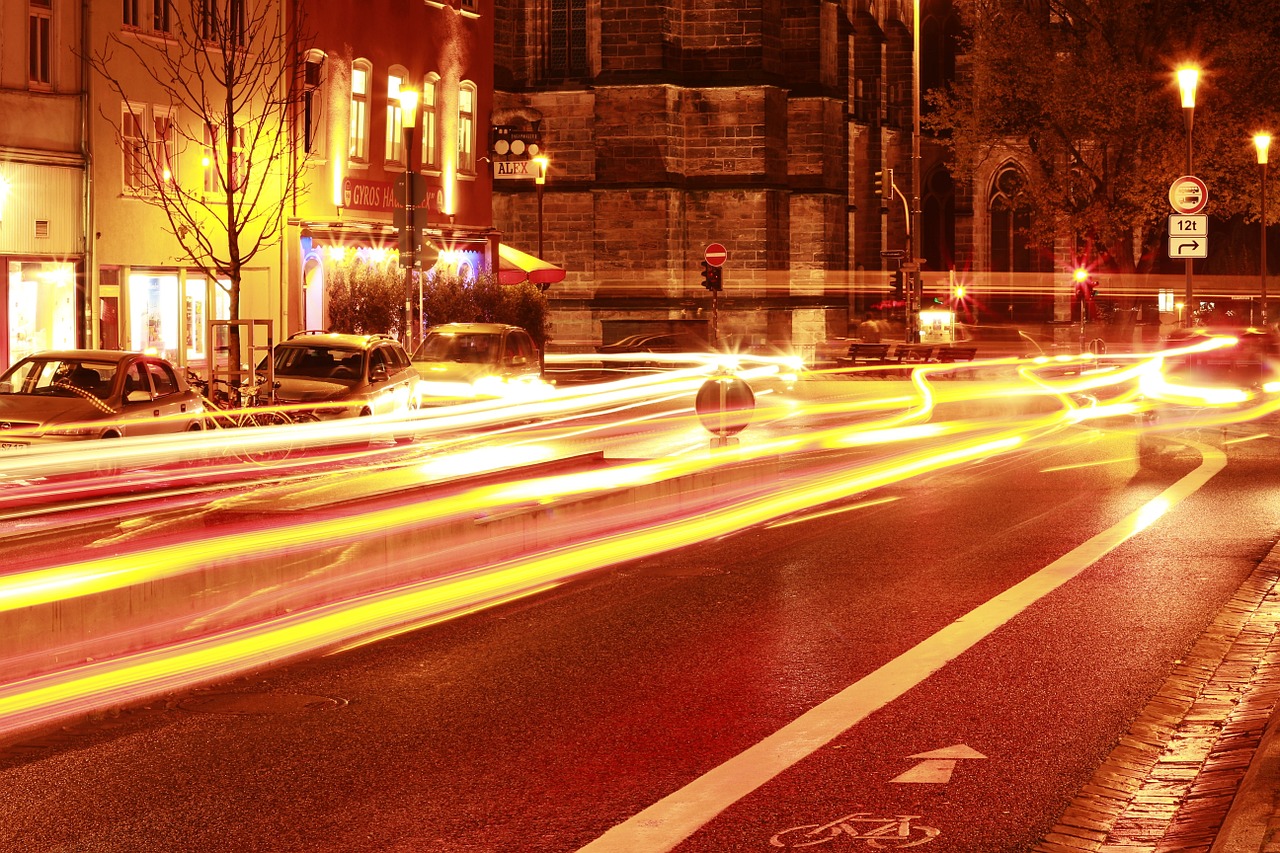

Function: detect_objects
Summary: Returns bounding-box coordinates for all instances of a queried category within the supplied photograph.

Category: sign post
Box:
[1169,176,1208,323]
[703,244,727,343]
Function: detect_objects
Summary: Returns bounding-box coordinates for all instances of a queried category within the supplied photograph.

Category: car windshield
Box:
[0,358,120,398]
[414,333,500,364]
[272,345,365,381]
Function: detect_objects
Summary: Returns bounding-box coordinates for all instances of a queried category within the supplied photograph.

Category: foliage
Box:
[325,258,550,347]
[86,0,309,319]
[929,0,1280,273]
[324,255,409,337]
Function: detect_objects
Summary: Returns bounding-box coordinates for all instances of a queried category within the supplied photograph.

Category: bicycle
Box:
[770,813,940,849]
[186,371,317,464]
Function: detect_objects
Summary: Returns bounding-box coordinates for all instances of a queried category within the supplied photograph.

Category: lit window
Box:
[349,60,370,162]
[457,81,476,174]
[29,0,52,87]
[385,71,405,166]
[122,104,148,192]
[421,74,440,170]
[204,121,245,194]
[153,108,176,188]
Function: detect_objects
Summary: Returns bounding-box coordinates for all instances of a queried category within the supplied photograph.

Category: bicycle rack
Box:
[207,319,276,406]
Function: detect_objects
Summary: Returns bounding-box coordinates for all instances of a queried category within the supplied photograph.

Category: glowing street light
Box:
[1176,66,1199,324]
[532,154,549,262]
[398,87,420,349]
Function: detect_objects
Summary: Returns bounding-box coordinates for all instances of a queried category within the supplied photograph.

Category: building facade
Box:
[0,0,87,369]
[288,0,498,346]
[489,0,960,350]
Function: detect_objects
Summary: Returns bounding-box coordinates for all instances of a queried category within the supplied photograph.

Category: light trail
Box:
[0,333,1275,737]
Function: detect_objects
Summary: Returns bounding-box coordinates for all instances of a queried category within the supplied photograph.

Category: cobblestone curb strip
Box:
[1035,548,1280,853]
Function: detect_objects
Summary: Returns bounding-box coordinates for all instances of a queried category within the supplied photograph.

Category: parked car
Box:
[411,323,544,402]
[0,349,205,447]
[265,332,420,419]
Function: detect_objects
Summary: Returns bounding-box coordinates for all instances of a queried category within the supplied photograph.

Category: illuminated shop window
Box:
[8,261,77,366]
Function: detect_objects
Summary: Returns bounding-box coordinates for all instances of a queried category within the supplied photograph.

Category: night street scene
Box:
[7,0,1280,851]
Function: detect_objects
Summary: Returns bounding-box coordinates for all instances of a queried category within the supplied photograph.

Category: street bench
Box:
[890,344,936,365]
[837,343,892,367]
[936,346,978,363]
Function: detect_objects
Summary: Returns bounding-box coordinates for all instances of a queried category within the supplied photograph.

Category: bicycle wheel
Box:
[235,411,297,465]
[769,825,840,848]
[865,824,940,849]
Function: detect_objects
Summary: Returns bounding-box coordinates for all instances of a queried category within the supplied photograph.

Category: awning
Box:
[498,243,565,286]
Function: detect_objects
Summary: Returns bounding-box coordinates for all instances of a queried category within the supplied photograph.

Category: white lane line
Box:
[578,441,1227,852]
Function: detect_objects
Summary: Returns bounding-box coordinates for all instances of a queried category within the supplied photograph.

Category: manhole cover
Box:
[174,693,347,715]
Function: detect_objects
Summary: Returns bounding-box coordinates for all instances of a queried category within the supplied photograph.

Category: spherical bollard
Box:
[695,374,755,446]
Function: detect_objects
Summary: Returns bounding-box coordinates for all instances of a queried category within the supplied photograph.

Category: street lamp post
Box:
[398,88,419,350]
[532,155,549,261]
[909,0,923,344]
[1177,67,1199,325]
[1256,134,1271,326]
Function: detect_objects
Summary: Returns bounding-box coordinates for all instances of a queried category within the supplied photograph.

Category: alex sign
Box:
[493,159,536,180]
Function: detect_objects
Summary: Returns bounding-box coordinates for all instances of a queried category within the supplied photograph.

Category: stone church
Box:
[489,0,990,352]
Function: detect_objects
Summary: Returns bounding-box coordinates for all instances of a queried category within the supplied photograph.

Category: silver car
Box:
[411,323,543,402]
[0,349,205,447]
[266,332,421,419]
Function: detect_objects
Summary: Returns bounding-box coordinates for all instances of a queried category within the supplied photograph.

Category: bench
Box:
[837,343,892,367]
[936,346,978,363]
[890,344,935,365]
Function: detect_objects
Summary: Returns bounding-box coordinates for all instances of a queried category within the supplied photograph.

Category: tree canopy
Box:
[929,0,1280,273]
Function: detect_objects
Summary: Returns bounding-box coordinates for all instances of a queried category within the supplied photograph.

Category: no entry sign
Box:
[704,243,728,267]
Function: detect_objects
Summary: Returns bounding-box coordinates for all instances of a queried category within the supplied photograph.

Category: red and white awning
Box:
[498,243,565,286]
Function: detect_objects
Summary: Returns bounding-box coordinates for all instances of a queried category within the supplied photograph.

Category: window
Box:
[421,74,440,170]
[122,104,148,192]
[385,70,406,166]
[204,121,245,194]
[124,0,140,27]
[152,108,176,188]
[303,51,326,156]
[545,0,588,78]
[152,0,170,33]
[349,60,370,162]
[989,166,1050,273]
[201,0,245,45]
[29,0,52,87]
[457,81,476,174]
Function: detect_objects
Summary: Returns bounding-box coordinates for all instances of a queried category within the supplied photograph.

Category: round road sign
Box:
[704,243,728,267]
[1169,175,1208,215]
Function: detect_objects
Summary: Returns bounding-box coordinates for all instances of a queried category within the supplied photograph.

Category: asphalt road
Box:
[1,427,1277,853]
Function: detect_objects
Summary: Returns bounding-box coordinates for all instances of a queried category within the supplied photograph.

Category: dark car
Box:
[0,349,204,447]
[266,332,421,419]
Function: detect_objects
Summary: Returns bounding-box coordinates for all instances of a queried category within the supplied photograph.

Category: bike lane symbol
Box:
[770,813,940,848]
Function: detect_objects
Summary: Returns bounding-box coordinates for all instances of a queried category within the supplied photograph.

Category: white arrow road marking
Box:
[578,442,1226,853]
[891,744,987,783]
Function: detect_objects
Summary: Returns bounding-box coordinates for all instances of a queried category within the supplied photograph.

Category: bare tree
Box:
[88,0,308,321]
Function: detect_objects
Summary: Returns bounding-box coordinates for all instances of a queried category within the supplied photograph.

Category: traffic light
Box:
[700,261,723,292]
[873,167,893,198]
[890,269,905,300]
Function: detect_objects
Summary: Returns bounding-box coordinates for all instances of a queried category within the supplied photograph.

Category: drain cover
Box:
[175,693,347,715]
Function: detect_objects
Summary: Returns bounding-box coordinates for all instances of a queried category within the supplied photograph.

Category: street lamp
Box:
[1177,66,1199,324]
[398,87,419,350]
[1255,133,1271,326]
[909,0,922,344]
[532,154,549,261]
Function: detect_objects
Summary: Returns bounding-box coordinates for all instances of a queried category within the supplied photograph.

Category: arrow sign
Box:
[1169,237,1208,259]
[891,744,987,784]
